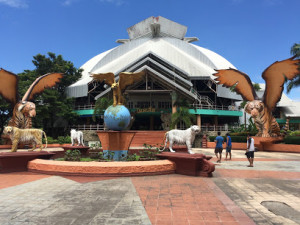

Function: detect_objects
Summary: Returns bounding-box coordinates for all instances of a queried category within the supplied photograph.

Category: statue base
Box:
[96,131,136,161]
[156,152,215,177]
[253,136,283,151]
[0,151,55,172]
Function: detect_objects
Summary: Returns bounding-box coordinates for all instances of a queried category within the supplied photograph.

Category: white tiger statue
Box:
[70,129,84,146]
[161,125,200,154]
[3,126,47,152]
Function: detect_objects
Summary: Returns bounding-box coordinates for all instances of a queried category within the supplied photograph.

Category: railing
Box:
[191,104,239,111]
[72,124,241,131]
[71,124,104,131]
[75,103,239,112]
[201,125,240,132]
[75,104,95,110]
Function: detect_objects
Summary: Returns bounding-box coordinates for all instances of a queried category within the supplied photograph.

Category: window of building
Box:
[158,102,171,109]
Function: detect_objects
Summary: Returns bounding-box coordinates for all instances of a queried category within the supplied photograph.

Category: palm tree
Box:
[92,97,113,122]
[287,43,300,93]
[170,95,196,129]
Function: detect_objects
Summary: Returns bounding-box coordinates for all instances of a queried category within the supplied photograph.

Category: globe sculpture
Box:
[91,71,145,161]
[104,105,131,131]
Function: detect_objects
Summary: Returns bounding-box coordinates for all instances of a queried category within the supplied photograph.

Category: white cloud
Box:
[0,0,28,8]
[99,0,125,6]
[62,0,80,6]
[62,0,125,7]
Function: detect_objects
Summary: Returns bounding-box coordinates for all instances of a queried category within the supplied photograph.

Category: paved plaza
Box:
[0,148,300,225]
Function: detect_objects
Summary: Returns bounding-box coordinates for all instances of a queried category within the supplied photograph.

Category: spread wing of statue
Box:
[91,71,145,106]
[213,57,300,137]
[0,68,63,129]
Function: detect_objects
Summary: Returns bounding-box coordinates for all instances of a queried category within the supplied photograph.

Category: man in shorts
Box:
[214,132,224,163]
[246,134,255,167]
[225,133,232,160]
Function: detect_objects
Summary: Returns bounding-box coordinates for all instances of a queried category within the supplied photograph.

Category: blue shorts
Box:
[226,146,232,152]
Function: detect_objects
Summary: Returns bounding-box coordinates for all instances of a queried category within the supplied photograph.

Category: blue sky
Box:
[0,0,299,100]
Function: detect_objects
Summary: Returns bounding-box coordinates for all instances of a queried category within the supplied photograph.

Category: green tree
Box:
[92,97,113,122]
[0,97,12,138]
[18,52,82,137]
[286,43,300,93]
[171,95,196,129]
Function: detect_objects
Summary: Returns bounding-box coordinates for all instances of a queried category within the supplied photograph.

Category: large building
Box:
[67,16,299,131]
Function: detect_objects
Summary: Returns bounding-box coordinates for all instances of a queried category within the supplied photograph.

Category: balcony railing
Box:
[75,103,239,111]
[191,104,239,111]
[200,125,240,132]
[75,104,95,110]
[71,124,104,131]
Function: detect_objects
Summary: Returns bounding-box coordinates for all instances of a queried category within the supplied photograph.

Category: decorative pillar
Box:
[197,114,201,127]
[214,116,218,127]
[150,116,154,130]
[171,91,177,129]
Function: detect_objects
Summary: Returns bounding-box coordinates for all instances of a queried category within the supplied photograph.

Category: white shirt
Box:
[247,137,255,152]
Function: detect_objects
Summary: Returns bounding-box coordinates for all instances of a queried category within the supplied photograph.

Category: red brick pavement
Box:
[0,172,50,189]
[215,169,300,179]
[131,175,255,225]
[211,158,300,162]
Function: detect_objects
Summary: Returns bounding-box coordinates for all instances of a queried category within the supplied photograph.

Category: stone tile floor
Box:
[0,148,299,225]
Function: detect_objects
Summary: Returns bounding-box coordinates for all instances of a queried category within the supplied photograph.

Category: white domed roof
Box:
[67,16,236,98]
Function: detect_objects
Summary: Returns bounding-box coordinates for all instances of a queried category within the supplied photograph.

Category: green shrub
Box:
[80,158,96,162]
[289,130,300,136]
[64,149,81,161]
[45,137,58,144]
[209,136,247,143]
[284,136,300,145]
[126,153,140,161]
[231,136,247,143]
[57,136,65,145]
[230,132,256,136]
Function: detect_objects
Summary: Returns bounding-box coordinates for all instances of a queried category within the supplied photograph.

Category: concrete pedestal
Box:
[96,131,136,161]
[156,152,215,177]
[253,136,283,151]
[0,151,55,172]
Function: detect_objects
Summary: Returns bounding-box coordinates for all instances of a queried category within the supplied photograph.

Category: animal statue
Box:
[70,129,84,146]
[161,125,200,154]
[0,68,63,129]
[3,126,48,152]
[90,71,145,106]
[214,57,300,137]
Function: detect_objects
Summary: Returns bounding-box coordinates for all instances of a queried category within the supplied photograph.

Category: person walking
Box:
[214,131,224,163]
[225,133,232,160]
[246,134,255,167]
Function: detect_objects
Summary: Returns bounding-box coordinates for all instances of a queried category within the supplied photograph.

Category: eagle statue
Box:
[214,56,300,137]
[90,71,145,107]
[0,68,63,129]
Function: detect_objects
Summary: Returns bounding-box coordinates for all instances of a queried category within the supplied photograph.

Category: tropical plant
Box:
[286,43,300,93]
[0,96,11,135]
[92,97,113,122]
[170,94,196,129]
